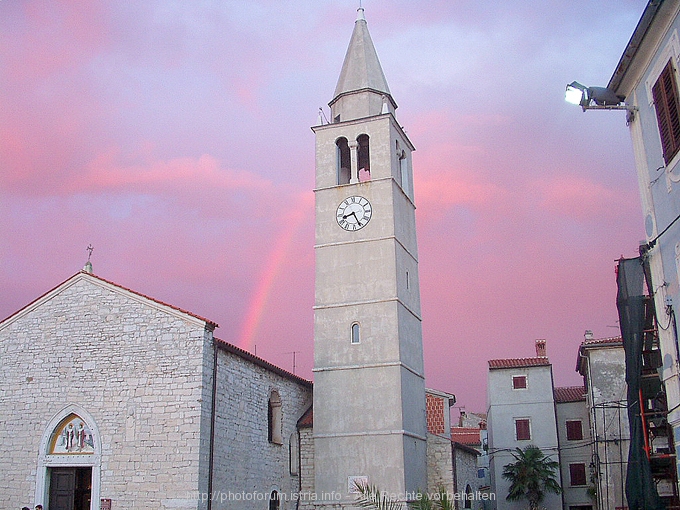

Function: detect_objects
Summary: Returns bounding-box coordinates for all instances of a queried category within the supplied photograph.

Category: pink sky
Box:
[0,0,648,412]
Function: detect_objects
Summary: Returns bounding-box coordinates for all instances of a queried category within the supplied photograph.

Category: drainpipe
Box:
[207,342,218,510]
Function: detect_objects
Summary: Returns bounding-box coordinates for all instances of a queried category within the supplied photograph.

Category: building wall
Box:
[581,344,629,510]
[619,0,680,479]
[555,400,593,509]
[210,346,312,510]
[0,273,213,510]
[487,364,562,510]
[453,445,483,510]
[427,434,455,495]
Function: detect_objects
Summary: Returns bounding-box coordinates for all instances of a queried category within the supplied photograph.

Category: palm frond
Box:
[353,481,406,510]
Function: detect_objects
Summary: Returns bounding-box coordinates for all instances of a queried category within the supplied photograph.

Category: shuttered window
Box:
[566,420,583,440]
[652,60,680,164]
[569,463,587,486]
[515,418,531,441]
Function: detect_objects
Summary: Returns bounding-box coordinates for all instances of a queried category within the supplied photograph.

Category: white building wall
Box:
[555,399,593,509]
[487,364,562,510]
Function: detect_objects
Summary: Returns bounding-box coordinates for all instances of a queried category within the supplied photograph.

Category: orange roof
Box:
[451,427,482,446]
[554,386,586,403]
[488,357,551,369]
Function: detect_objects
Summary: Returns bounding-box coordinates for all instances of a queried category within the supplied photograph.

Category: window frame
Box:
[514,418,531,441]
[646,30,680,175]
[569,463,588,487]
[566,419,584,441]
[512,375,527,390]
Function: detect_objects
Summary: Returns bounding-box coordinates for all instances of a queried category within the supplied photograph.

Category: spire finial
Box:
[357,0,365,21]
[84,244,94,273]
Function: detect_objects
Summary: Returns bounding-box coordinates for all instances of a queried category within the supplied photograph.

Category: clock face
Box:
[336,196,372,231]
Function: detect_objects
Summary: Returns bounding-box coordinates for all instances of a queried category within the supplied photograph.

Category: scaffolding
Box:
[617,256,680,509]
[639,293,679,508]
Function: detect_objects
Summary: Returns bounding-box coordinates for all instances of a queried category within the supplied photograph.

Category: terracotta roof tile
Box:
[488,357,551,369]
[554,386,586,403]
[450,427,482,446]
[297,406,313,428]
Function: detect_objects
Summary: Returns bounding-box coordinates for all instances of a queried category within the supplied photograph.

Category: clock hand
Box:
[343,211,360,222]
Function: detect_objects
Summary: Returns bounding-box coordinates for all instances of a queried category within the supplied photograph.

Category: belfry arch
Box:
[35,405,102,510]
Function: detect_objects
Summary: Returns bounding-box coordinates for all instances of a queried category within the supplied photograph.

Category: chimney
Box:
[535,339,547,357]
[584,330,594,341]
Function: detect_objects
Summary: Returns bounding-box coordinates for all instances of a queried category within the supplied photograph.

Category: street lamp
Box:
[565,81,637,120]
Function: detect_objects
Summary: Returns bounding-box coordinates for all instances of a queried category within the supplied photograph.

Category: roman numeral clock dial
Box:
[336,196,372,231]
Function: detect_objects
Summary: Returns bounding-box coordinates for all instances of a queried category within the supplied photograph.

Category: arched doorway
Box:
[35,406,101,510]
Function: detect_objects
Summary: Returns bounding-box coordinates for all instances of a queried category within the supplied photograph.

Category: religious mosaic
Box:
[50,414,94,454]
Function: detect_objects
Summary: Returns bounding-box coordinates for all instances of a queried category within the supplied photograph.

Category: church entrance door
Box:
[48,467,92,510]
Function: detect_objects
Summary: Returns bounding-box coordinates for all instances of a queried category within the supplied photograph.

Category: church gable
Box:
[0,271,215,507]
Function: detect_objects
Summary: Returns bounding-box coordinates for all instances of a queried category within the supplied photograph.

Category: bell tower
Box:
[311,7,427,506]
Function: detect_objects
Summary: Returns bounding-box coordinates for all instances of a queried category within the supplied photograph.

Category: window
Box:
[569,463,587,486]
[289,432,299,475]
[653,60,680,164]
[268,391,283,444]
[512,375,527,390]
[515,418,531,441]
[269,491,280,510]
[357,134,370,181]
[336,137,351,184]
[351,323,360,344]
[566,420,583,441]
[464,485,473,508]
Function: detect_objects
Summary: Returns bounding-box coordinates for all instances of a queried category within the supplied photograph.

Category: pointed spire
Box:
[331,7,393,114]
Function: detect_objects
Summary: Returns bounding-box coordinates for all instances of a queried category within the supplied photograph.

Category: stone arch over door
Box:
[35,405,102,510]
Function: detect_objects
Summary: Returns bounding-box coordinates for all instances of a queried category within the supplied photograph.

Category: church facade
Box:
[0,269,312,509]
[0,8,455,510]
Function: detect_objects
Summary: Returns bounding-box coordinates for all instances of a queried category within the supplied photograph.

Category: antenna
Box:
[283,351,301,374]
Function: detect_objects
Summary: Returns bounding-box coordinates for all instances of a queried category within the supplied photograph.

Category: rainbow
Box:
[238,192,313,353]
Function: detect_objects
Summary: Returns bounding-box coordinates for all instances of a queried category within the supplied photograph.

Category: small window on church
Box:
[351,323,360,344]
[269,491,280,510]
[337,137,351,185]
[289,432,299,475]
[357,134,370,181]
[268,391,283,444]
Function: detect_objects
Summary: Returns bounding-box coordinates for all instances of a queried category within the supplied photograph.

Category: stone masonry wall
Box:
[427,433,454,496]
[0,274,212,510]
[209,347,312,510]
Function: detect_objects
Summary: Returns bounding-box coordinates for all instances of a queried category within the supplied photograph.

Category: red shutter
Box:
[566,420,583,440]
[515,419,531,440]
[653,60,680,164]
[569,463,587,486]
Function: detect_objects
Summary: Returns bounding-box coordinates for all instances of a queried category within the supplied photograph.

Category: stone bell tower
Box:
[311,7,427,506]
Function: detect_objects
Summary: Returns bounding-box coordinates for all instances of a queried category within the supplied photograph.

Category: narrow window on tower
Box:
[406,271,410,290]
[398,142,410,196]
[351,323,360,344]
[357,134,370,181]
[337,137,351,185]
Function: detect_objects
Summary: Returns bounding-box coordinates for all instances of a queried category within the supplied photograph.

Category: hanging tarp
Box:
[616,256,664,510]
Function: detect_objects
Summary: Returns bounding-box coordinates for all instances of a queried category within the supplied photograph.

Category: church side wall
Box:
[0,277,211,510]
[210,347,312,510]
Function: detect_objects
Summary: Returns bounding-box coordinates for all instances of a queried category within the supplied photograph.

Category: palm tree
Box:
[353,482,453,510]
[501,445,562,509]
